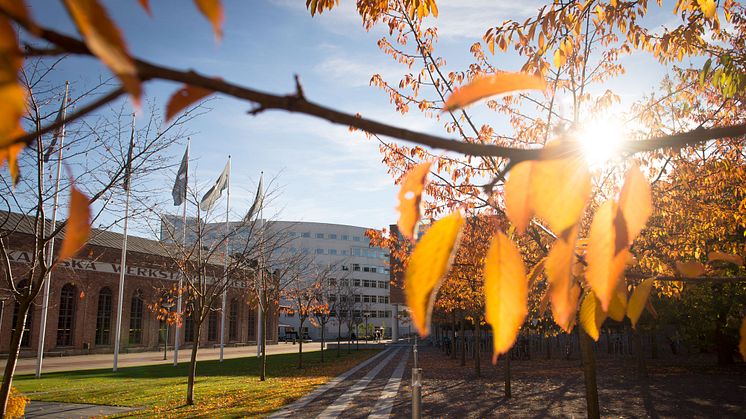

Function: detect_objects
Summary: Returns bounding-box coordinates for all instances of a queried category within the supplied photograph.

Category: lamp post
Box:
[162,300,174,361]
[363,312,371,342]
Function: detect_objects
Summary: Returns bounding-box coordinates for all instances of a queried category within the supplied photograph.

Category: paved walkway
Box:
[270,344,411,418]
[23,400,138,418]
[6,342,328,375]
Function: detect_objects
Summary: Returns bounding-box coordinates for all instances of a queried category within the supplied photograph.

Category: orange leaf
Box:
[484,231,528,362]
[607,279,627,322]
[0,141,23,186]
[697,0,716,18]
[63,0,141,104]
[586,200,629,311]
[397,162,432,241]
[443,72,545,111]
[59,185,92,261]
[618,164,651,244]
[579,290,606,341]
[165,85,213,122]
[504,161,534,234]
[627,278,654,328]
[546,227,579,332]
[739,317,746,361]
[707,251,744,266]
[194,0,224,41]
[529,144,591,236]
[137,0,152,15]
[405,212,464,336]
[675,261,705,278]
[0,16,26,150]
[527,257,545,289]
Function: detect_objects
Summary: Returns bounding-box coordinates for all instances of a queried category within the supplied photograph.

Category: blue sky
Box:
[22,0,689,237]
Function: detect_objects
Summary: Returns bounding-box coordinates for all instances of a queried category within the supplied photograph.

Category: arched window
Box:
[247,308,256,341]
[95,287,112,345]
[128,290,144,344]
[229,299,239,341]
[12,281,33,347]
[207,310,218,341]
[56,283,76,346]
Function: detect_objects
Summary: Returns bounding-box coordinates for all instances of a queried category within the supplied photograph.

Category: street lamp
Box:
[363,312,371,342]
[162,300,174,360]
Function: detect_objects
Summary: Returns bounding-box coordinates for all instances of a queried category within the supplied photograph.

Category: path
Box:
[23,401,138,419]
[4,342,327,375]
[271,344,411,419]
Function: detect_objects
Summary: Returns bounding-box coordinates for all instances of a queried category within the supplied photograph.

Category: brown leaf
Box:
[63,0,141,104]
[194,0,224,40]
[405,212,464,336]
[397,162,432,241]
[586,200,629,311]
[165,84,213,122]
[618,164,652,245]
[707,251,744,266]
[484,231,528,362]
[59,185,91,260]
[443,72,545,111]
[675,261,705,278]
[504,161,534,234]
[627,278,654,329]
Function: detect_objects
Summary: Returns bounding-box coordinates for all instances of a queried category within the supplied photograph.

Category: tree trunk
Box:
[546,335,551,359]
[0,301,29,417]
[186,323,202,405]
[579,327,600,419]
[320,322,325,363]
[503,349,512,398]
[298,319,304,369]
[337,320,341,358]
[260,306,268,381]
[474,319,481,378]
[450,313,456,359]
[460,318,466,367]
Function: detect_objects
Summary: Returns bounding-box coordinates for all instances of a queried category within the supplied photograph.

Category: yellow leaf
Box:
[579,291,606,341]
[0,84,26,148]
[697,0,716,18]
[553,48,564,68]
[707,251,744,266]
[484,231,528,361]
[63,0,141,104]
[0,140,23,186]
[607,279,627,322]
[405,212,464,336]
[443,72,545,111]
[59,185,92,261]
[165,84,214,122]
[586,200,629,311]
[738,317,746,360]
[530,145,591,236]
[397,162,432,241]
[627,278,654,328]
[504,161,534,234]
[675,261,705,278]
[527,257,545,289]
[194,0,224,40]
[546,227,579,332]
[618,164,651,244]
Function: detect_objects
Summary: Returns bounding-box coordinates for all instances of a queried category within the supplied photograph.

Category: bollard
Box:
[411,367,422,419]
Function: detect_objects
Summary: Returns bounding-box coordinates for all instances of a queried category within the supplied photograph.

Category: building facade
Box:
[0,212,276,357]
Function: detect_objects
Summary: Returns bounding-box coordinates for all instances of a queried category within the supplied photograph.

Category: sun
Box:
[575,117,626,168]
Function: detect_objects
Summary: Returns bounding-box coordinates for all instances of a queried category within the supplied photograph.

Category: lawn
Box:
[12,348,379,418]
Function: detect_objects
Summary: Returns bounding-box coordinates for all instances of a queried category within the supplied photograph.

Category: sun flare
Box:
[576,118,626,168]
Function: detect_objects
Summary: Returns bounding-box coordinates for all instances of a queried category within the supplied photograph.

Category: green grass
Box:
[11,348,379,418]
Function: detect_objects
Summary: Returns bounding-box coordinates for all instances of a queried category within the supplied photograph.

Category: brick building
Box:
[0,211,276,357]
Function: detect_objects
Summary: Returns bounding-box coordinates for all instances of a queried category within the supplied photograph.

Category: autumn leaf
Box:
[194,0,224,40]
[529,144,591,236]
[546,226,579,332]
[618,164,652,244]
[697,0,716,19]
[527,257,545,289]
[405,212,464,336]
[397,161,432,241]
[165,85,214,122]
[586,200,629,311]
[0,141,23,185]
[707,251,744,266]
[579,290,606,341]
[607,279,627,322]
[63,0,141,103]
[675,261,705,278]
[137,0,151,16]
[627,278,654,328]
[484,231,528,362]
[59,185,92,261]
[443,72,545,111]
[504,161,534,234]
[0,16,26,151]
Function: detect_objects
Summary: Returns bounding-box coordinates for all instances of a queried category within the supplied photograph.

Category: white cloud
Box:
[425,0,543,41]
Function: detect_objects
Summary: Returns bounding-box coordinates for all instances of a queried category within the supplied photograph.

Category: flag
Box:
[123,115,135,191]
[244,174,264,222]
[172,145,189,206]
[43,84,68,163]
[200,160,229,211]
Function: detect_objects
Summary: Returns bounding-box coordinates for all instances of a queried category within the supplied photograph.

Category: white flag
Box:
[244,174,264,222]
[200,160,229,211]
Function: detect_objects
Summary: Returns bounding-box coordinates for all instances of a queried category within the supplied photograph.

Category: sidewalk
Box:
[5,342,323,376]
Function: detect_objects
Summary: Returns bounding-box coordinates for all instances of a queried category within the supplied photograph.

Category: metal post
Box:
[220,156,231,362]
[174,139,189,367]
[411,367,422,419]
[163,322,168,360]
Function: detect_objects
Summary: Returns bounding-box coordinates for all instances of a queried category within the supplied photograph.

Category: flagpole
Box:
[174,139,189,366]
[220,156,231,362]
[257,172,263,358]
[36,81,68,378]
[113,113,135,372]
